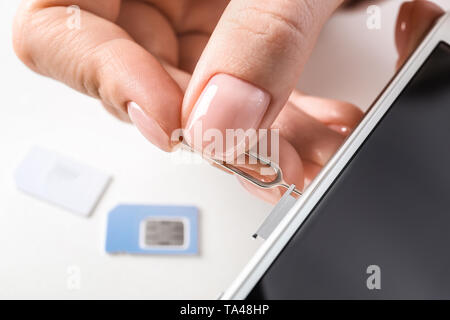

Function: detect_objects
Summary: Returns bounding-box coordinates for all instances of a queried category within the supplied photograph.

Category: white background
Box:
[0,0,448,299]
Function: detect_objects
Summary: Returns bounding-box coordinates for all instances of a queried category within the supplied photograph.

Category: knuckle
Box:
[87,39,134,109]
[12,0,58,71]
[12,1,36,69]
[229,0,314,50]
[78,41,117,100]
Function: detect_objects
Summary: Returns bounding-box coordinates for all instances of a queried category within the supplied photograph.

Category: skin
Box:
[12,0,444,203]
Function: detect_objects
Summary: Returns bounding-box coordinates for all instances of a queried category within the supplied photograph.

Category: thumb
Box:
[183,0,343,159]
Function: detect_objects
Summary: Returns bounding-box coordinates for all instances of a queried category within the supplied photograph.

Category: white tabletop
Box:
[1,0,447,299]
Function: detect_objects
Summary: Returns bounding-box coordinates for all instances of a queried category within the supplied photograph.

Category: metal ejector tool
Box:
[180,140,302,197]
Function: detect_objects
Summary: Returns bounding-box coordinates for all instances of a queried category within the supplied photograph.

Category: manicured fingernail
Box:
[127,102,172,152]
[185,74,271,160]
[396,2,413,60]
[396,1,444,67]
[328,124,351,136]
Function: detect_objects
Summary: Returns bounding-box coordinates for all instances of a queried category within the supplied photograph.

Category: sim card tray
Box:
[180,140,301,241]
[253,184,298,240]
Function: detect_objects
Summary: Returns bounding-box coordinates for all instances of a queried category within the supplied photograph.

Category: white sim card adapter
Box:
[14,146,111,217]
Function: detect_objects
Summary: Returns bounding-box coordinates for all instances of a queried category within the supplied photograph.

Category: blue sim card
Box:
[105,205,198,255]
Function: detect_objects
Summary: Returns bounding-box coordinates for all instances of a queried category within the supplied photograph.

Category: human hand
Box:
[12,0,444,204]
[12,0,349,153]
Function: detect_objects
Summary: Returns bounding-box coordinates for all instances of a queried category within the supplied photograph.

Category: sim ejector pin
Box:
[180,141,302,197]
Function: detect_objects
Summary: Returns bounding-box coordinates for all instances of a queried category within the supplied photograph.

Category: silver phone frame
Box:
[222,13,450,300]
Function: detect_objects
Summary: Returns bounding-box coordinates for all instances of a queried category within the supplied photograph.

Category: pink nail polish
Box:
[185,74,271,160]
[127,102,172,152]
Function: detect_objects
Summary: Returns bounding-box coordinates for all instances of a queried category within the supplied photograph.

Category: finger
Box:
[163,63,192,93]
[274,101,345,167]
[116,0,196,94]
[182,0,344,158]
[116,0,178,66]
[395,0,444,69]
[288,90,364,134]
[13,0,183,152]
[303,160,322,188]
[236,93,355,202]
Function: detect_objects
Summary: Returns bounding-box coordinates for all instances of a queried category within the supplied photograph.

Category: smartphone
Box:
[223,13,450,299]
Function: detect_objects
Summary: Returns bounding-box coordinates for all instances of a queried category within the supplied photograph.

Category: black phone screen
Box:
[247,42,450,299]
